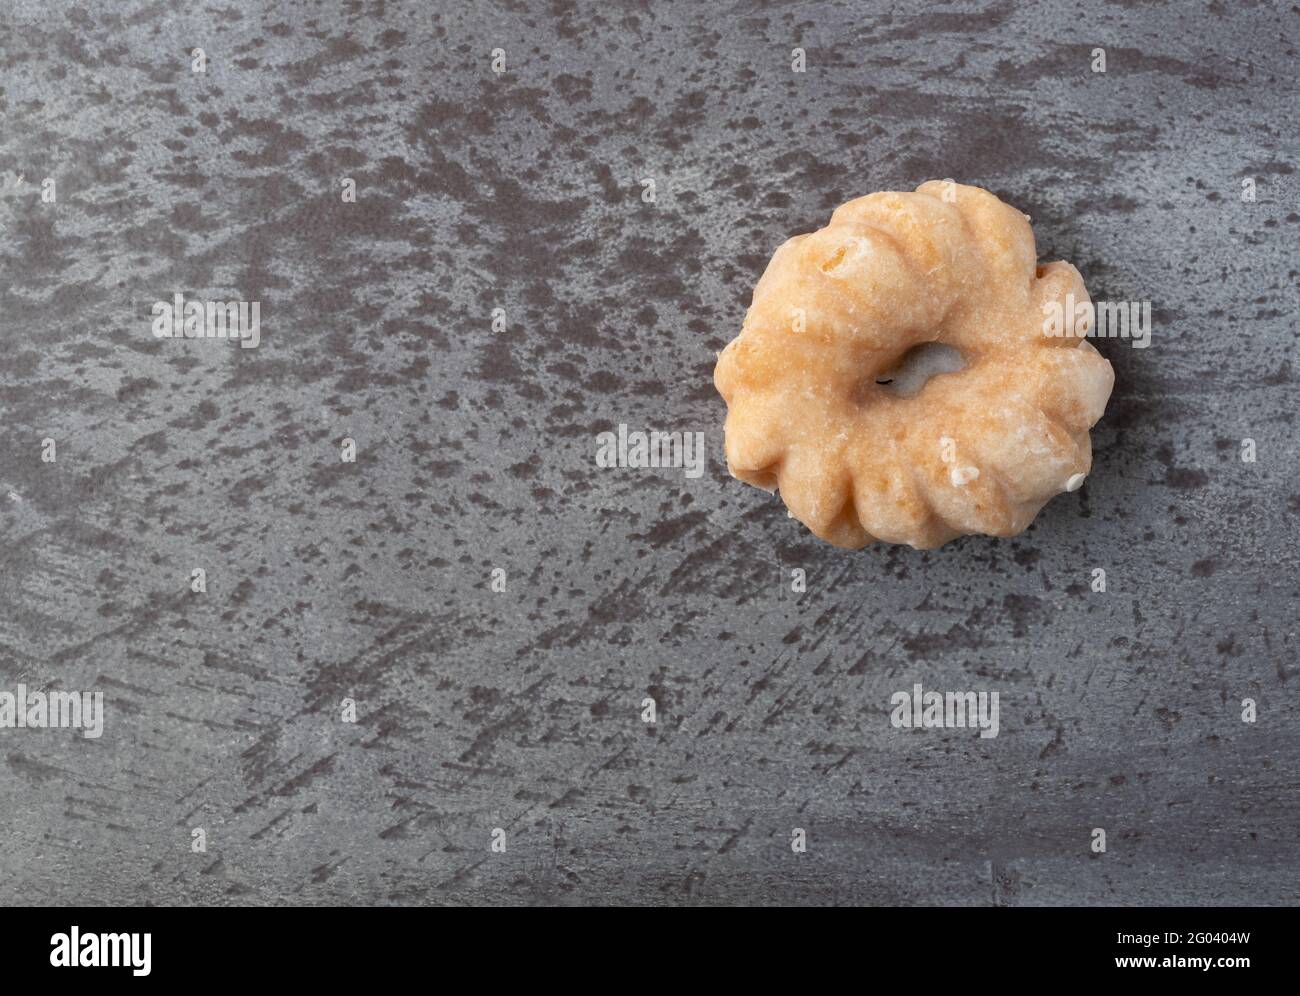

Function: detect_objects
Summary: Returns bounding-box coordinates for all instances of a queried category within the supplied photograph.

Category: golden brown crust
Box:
[713,181,1115,549]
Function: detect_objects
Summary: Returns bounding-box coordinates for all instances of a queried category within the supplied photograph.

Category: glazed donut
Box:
[713,180,1114,549]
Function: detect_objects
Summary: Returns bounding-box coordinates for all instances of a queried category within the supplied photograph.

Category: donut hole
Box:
[874,341,966,398]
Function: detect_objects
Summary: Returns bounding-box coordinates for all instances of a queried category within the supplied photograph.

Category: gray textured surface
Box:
[1,0,1297,907]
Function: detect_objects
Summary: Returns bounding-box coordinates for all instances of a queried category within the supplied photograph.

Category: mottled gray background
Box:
[0,0,1296,907]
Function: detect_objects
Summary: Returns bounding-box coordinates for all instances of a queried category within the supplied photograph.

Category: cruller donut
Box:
[713,180,1114,549]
